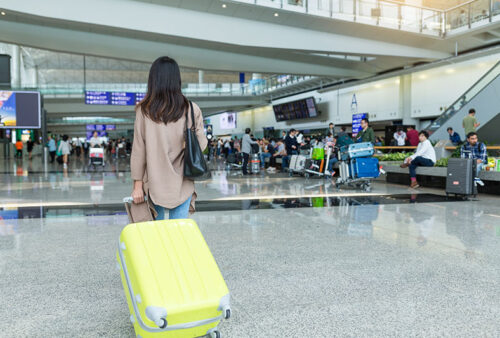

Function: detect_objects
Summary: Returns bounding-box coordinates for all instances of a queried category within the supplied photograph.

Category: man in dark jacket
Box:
[356,118,375,144]
[285,129,299,155]
[447,127,462,145]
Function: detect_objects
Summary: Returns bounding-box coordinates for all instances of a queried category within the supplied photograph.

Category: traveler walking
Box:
[58,135,71,169]
[27,137,35,160]
[47,135,57,163]
[400,131,436,189]
[15,140,23,159]
[241,128,258,175]
[74,137,82,158]
[131,56,207,220]
[463,108,480,135]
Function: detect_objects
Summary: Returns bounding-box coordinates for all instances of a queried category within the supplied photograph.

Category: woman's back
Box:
[130,56,208,218]
[131,103,207,211]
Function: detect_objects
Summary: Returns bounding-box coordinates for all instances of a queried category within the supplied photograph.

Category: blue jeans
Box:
[260,153,271,168]
[328,158,338,172]
[409,156,434,178]
[476,162,485,178]
[154,196,192,220]
[282,156,290,170]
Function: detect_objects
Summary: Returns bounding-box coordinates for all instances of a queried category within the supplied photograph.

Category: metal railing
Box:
[231,0,500,36]
[425,60,500,133]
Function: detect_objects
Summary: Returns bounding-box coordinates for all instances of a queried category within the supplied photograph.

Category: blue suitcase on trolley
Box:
[349,157,380,178]
[340,142,374,160]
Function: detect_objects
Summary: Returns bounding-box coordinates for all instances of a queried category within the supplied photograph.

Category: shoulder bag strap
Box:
[186,101,195,131]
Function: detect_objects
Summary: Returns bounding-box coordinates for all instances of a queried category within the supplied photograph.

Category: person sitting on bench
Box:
[400,131,436,189]
[461,132,487,187]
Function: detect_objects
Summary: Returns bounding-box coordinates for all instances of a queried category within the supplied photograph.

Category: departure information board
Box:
[85,91,146,105]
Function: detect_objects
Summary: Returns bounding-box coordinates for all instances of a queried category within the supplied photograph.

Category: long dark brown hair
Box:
[139,56,189,124]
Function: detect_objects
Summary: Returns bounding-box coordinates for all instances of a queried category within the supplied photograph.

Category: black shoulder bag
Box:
[183,101,209,179]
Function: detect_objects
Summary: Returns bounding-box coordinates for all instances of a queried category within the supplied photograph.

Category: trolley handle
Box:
[123,196,148,203]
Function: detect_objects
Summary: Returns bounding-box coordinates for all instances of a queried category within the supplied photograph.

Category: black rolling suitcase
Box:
[446,158,477,198]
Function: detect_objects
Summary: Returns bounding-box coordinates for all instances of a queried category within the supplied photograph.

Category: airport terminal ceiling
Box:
[2,0,496,78]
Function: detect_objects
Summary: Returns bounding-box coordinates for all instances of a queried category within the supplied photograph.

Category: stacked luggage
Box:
[288,146,335,179]
[288,155,308,176]
[117,219,231,338]
[336,142,380,192]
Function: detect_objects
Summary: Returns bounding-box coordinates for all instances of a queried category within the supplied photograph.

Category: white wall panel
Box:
[411,56,497,118]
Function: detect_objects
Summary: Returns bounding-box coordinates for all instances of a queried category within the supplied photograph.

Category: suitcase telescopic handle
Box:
[123,196,148,203]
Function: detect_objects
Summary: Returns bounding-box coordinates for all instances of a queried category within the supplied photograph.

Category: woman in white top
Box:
[58,135,71,168]
[89,131,101,148]
[400,131,436,189]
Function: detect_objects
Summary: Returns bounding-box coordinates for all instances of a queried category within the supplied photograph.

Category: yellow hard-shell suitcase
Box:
[116,220,231,338]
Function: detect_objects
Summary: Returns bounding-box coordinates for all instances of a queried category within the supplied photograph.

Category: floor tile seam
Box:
[0,195,414,210]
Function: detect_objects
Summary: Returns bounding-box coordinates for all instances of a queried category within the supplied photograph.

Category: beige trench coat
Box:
[130,103,208,213]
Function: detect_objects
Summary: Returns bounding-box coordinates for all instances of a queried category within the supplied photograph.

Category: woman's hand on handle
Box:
[132,180,144,204]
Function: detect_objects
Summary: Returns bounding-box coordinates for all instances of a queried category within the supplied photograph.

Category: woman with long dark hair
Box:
[130,56,207,219]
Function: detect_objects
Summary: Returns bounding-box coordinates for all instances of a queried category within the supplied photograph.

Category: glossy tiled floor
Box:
[0,157,499,337]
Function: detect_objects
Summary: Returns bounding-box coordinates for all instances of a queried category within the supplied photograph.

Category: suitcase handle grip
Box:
[123,196,148,203]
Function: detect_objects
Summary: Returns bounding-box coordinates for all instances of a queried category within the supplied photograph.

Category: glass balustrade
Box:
[233,0,500,36]
[21,75,318,97]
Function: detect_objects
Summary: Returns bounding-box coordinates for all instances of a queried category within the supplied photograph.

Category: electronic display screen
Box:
[135,93,146,104]
[87,124,114,132]
[219,112,237,129]
[111,92,135,106]
[272,97,318,122]
[85,91,145,106]
[85,91,110,105]
[0,91,41,129]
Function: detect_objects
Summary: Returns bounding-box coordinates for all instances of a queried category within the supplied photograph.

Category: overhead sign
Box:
[86,124,116,132]
[351,93,358,114]
[352,113,367,137]
[85,91,145,105]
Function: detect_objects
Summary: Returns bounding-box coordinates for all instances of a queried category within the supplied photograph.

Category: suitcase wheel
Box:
[224,309,231,319]
[158,318,167,329]
[210,330,221,338]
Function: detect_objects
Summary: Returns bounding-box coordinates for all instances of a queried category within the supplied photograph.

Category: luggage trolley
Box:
[89,147,105,169]
[335,142,381,192]
[302,146,334,179]
[287,147,312,177]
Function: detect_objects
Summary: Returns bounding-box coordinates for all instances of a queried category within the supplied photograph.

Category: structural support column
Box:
[11,45,21,89]
[198,70,204,84]
[399,74,419,129]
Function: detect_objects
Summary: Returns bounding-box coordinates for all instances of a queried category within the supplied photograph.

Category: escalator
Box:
[427,60,500,143]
